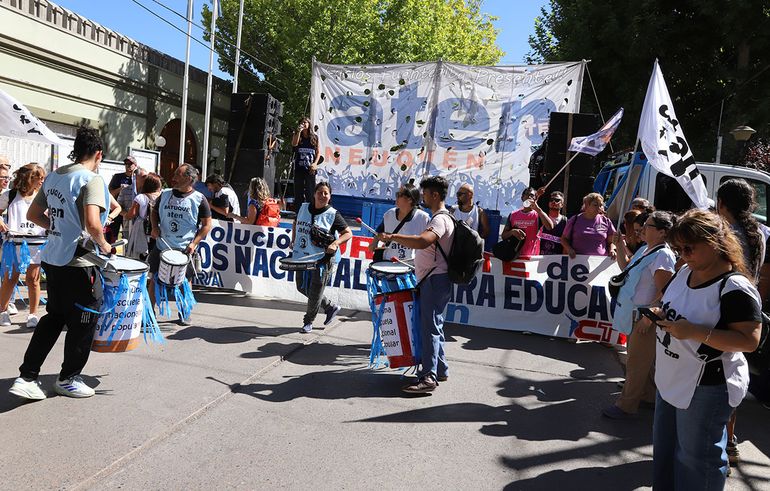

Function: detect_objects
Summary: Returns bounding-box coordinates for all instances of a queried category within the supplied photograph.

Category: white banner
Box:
[194,220,626,344]
[311,61,584,215]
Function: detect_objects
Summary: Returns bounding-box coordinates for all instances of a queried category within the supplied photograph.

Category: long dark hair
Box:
[300,117,318,147]
[717,178,763,279]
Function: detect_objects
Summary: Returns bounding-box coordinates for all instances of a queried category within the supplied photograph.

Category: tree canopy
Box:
[527,0,770,164]
[205,0,503,152]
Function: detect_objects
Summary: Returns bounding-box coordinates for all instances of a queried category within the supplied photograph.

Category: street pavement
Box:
[1,288,768,490]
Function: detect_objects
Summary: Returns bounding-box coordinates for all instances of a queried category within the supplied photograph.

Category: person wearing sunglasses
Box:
[539,191,567,255]
[368,183,429,262]
[651,209,762,489]
[451,184,489,239]
[603,211,676,420]
[501,186,553,256]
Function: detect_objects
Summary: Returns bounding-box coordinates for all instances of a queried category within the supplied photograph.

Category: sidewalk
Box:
[1,289,768,490]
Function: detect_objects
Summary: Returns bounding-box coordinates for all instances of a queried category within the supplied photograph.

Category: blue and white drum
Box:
[157,249,189,286]
[1,234,47,277]
[367,261,416,294]
[92,256,162,353]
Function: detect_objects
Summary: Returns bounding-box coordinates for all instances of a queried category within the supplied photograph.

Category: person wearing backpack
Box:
[377,176,455,394]
[228,177,281,227]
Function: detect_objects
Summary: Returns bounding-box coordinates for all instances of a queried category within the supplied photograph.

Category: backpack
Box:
[434,210,484,284]
[255,198,281,227]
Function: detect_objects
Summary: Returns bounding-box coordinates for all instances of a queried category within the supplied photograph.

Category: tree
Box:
[527,0,770,165]
[204,0,503,165]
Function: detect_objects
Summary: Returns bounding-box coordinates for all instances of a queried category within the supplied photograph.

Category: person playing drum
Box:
[0,163,47,328]
[9,126,115,400]
[367,183,429,262]
[291,181,352,333]
[149,164,212,323]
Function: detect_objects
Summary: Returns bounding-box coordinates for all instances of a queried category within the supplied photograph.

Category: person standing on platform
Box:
[291,182,352,333]
[368,183,430,261]
[539,191,567,255]
[501,187,553,256]
[291,117,320,209]
[149,164,212,321]
[451,183,490,239]
[8,126,113,400]
[378,176,455,394]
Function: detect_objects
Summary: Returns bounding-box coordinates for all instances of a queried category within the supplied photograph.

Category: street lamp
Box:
[730,125,756,142]
[155,135,167,149]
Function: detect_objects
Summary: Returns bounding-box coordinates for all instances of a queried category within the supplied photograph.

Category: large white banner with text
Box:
[194,221,625,344]
[311,61,584,215]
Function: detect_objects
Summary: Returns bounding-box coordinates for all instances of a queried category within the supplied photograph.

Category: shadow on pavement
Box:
[193,289,307,312]
[502,460,652,491]
[167,325,299,344]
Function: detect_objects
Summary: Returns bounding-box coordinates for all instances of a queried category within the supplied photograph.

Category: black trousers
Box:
[293,166,316,209]
[19,263,101,381]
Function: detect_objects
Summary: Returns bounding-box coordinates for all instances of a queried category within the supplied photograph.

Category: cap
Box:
[124,155,138,166]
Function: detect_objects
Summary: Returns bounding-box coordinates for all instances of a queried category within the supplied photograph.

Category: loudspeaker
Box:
[228,148,276,215]
[543,112,601,177]
[538,173,595,216]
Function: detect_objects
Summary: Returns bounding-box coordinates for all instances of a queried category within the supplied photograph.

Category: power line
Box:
[148,0,282,75]
[129,0,286,94]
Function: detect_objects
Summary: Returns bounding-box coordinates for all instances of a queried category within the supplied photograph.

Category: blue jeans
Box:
[653,385,732,490]
[418,273,451,379]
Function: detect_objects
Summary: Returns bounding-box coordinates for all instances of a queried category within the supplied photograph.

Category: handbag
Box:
[492,236,524,262]
[608,244,666,299]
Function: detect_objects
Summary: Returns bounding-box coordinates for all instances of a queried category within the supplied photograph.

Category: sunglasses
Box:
[549,198,562,203]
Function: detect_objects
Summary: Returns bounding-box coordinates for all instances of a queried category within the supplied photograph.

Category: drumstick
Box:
[390,256,415,270]
[355,217,379,236]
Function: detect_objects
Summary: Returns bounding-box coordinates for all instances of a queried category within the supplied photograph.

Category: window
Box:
[719,176,769,224]
[654,173,708,214]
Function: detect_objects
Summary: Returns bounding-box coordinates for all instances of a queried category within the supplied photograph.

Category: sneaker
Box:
[26,314,39,328]
[177,313,191,326]
[323,305,341,326]
[300,323,313,334]
[8,377,46,400]
[402,375,438,394]
[53,375,95,398]
[0,310,10,326]
[727,435,740,463]
[7,302,17,315]
[437,375,449,382]
[602,405,636,420]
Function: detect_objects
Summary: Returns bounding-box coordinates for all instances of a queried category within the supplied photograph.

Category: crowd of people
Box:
[0,120,768,489]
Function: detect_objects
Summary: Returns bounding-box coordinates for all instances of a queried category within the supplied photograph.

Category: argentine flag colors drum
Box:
[154,248,196,321]
[89,256,163,353]
[366,261,421,369]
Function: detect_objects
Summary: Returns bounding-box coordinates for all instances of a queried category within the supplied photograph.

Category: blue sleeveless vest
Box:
[41,165,109,266]
[157,189,204,250]
[292,202,340,263]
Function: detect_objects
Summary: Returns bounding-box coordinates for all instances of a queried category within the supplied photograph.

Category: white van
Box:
[596,152,770,222]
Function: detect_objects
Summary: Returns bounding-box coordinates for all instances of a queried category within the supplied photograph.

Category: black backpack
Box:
[434,211,484,284]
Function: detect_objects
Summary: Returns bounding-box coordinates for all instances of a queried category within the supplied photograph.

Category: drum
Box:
[367,261,416,294]
[157,249,189,286]
[1,234,47,276]
[92,256,161,353]
[278,252,328,271]
[371,289,420,369]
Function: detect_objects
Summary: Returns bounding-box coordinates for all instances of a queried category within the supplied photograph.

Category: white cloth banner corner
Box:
[311,61,585,215]
[0,87,64,146]
[637,60,712,209]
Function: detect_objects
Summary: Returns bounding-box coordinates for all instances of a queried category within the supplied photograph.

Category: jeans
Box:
[418,273,451,379]
[19,263,101,381]
[653,385,732,490]
[295,262,336,325]
[293,165,316,208]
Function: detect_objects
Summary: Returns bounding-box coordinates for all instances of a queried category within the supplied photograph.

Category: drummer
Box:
[0,163,47,328]
[291,181,352,334]
[148,163,212,322]
[367,183,429,262]
[9,126,114,400]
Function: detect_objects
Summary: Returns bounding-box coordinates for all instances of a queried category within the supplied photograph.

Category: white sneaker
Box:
[301,323,313,334]
[7,302,17,315]
[9,377,46,400]
[0,311,10,326]
[53,375,95,398]
[26,314,39,328]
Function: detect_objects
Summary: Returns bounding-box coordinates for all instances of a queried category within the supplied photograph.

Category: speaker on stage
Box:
[543,112,601,177]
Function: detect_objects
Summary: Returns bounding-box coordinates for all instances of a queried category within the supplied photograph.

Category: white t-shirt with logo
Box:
[380,207,430,261]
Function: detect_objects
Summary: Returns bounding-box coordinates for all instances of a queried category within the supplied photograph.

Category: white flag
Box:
[637,60,711,209]
[569,107,624,156]
[0,88,64,146]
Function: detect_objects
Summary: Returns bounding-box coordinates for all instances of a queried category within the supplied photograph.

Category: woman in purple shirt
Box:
[561,192,617,258]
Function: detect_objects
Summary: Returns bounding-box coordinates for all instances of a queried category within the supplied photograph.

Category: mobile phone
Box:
[638,307,662,323]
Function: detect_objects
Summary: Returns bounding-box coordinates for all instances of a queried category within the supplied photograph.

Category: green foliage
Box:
[527,0,770,164]
[204,0,502,152]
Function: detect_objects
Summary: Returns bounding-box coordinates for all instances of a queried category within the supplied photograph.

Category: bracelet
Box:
[703,327,714,345]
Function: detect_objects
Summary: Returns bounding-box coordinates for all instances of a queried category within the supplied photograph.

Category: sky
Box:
[51,0,550,80]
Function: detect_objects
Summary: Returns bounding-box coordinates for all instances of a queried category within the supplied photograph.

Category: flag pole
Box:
[232,0,245,93]
[179,0,194,168]
[202,0,218,179]
[541,151,581,190]
[614,138,641,230]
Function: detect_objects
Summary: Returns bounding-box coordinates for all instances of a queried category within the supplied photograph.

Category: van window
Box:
[719,176,768,224]
[654,173,708,214]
